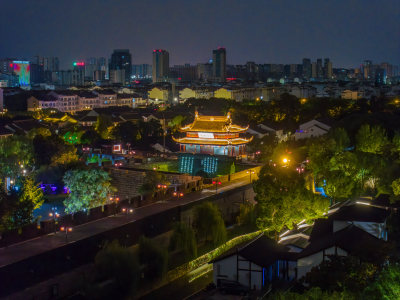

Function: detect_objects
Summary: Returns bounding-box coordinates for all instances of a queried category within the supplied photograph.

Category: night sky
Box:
[1,0,399,69]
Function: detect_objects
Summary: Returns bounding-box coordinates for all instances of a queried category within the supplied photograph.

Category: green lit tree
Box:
[95,114,114,139]
[329,127,350,152]
[0,135,34,178]
[193,202,227,246]
[254,165,329,238]
[169,222,197,260]
[362,264,400,300]
[19,176,44,211]
[356,124,389,154]
[63,169,113,213]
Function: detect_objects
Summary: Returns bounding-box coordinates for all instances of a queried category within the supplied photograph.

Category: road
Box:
[0,174,254,269]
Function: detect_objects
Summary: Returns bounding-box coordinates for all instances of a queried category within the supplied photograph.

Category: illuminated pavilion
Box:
[173,112,252,157]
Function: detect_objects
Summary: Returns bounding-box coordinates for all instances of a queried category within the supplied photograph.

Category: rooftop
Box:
[180,112,248,133]
[173,136,253,146]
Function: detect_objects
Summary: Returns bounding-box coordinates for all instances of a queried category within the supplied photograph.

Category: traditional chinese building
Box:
[173,112,252,156]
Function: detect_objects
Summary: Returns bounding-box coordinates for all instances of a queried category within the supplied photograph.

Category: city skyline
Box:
[1,0,399,69]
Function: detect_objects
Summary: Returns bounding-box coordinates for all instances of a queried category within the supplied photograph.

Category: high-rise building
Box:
[197,63,212,81]
[109,49,132,85]
[152,49,169,83]
[212,47,226,82]
[170,64,197,81]
[375,68,387,85]
[311,62,317,78]
[0,88,3,111]
[132,64,152,79]
[362,60,373,80]
[302,58,312,79]
[324,58,332,79]
[316,59,323,79]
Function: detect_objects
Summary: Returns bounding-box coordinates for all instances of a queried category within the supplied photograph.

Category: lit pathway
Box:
[0,175,253,268]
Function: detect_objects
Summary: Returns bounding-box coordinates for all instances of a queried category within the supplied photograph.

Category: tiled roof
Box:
[180,112,248,133]
[173,136,252,146]
[298,225,386,258]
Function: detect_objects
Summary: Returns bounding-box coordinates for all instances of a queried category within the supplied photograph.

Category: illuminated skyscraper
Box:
[212,47,226,82]
[152,49,169,83]
[109,49,132,85]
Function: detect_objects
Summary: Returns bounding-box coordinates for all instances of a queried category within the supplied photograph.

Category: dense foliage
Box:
[63,169,113,213]
[193,202,227,246]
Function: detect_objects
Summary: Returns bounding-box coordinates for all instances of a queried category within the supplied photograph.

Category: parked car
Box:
[218,280,249,295]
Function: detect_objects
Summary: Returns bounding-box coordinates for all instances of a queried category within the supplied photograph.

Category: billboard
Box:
[11,61,30,87]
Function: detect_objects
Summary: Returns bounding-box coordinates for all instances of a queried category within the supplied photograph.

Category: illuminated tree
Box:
[329,127,350,152]
[356,124,389,154]
[95,114,114,139]
[169,222,197,260]
[254,165,329,238]
[193,202,227,246]
[0,135,34,178]
[324,170,356,203]
[19,176,44,211]
[167,115,186,133]
[27,127,51,139]
[138,170,169,195]
[63,169,113,213]
[363,264,400,300]
[51,146,79,166]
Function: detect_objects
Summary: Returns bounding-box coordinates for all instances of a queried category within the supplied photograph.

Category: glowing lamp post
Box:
[246,170,256,183]
[49,207,60,234]
[60,226,73,243]
[212,181,222,193]
[173,191,184,200]
[122,207,134,215]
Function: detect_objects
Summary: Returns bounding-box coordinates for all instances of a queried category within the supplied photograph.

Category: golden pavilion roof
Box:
[179,112,249,133]
[173,136,253,146]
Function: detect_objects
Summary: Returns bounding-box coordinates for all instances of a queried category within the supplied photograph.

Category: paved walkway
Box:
[0,176,252,268]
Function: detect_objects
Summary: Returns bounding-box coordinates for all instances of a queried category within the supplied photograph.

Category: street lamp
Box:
[173,191,184,200]
[246,170,256,183]
[122,207,134,215]
[49,207,60,234]
[212,181,222,193]
[60,226,73,243]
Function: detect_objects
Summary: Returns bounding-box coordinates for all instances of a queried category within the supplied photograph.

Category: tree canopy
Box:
[63,169,113,213]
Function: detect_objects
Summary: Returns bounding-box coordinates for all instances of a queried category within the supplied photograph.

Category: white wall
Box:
[213,255,237,285]
[297,247,347,279]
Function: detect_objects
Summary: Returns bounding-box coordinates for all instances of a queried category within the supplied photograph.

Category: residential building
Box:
[152,49,169,83]
[148,86,170,103]
[109,49,132,85]
[212,235,297,290]
[197,63,213,81]
[212,47,226,82]
[294,119,331,140]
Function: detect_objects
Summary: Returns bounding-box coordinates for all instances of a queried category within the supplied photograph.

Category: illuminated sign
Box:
[113,144,121,152]
[73,62,85,67]
[198,132,214,139]
[11,61,30,87]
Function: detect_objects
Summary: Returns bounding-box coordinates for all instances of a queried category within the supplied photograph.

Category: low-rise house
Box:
[341,89,364,100]
[148,87,170,103]
[212,235,297,290]
[297,225,386,279]
[294,119,331,140]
